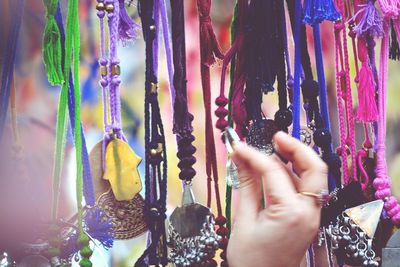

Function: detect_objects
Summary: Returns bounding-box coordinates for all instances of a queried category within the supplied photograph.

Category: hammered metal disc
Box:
[246,119,277,155]
[103,139,142,201]
[97,190,147,239]
[89,141,110,199]
[170,203,211,238]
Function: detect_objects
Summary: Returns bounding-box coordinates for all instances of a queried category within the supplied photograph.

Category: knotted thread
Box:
[42,0,64,85]
[196,1,228,265]
[352,1,384,38]
[218,0,248,138]
[373,20,400,225]
[135,0,168,265]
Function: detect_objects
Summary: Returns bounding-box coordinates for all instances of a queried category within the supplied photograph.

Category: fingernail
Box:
[223,127,242,154]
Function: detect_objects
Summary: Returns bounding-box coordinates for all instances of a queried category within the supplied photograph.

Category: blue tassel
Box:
[84,207,114,249]
[303,0,341,25]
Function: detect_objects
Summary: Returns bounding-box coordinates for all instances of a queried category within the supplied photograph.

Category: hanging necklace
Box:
[134,0,168,265]
[90,0,147,241]
[242,0,290,157]
[196,1,229,265]
[167,1,221,266]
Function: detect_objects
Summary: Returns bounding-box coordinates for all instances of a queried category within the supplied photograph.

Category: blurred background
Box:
[0,0,399,266]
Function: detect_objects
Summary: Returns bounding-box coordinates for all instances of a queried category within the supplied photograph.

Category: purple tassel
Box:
[84,207,114,249]
[352,1,384,38]
[118,0,140,45]
[303,0,341,25]
[61,232,79,258]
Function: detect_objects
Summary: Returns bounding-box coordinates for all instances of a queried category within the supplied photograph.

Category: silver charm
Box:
[168,183,221,266]
[246,120,276,155]
[226,157,239,189]
[299,126,313,147]
[326,200,383,267]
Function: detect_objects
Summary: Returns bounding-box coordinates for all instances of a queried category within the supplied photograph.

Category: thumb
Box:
[231,143,263,221]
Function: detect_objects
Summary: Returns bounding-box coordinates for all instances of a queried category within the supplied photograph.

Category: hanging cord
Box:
[158,0,175,109]
[135,0,168,265]
[0,0,25,142]
[334,21,350,186]
[217,0,248,138]
[61,0,94,264]
[55,1,113,251]
[350,0,382,191]
[332,0,357,184]
[339,0,358,183]
[313,24,341,191]
[225,4,238,238]
[287,0,301,139]
[273,1,293,133]
[373,20,400,225]
[196,0,229,265]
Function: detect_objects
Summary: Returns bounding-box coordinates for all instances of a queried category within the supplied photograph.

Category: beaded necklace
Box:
[196,0,229,264]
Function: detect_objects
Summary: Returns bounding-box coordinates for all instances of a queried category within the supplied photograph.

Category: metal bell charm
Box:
[325,200,384,267]
[168,183,220,266]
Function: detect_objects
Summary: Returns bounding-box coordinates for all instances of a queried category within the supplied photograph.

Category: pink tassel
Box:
[356,38,378,122]
[378,0,399,18]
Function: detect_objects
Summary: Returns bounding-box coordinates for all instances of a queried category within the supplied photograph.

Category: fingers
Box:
[273,131,328,195]
[231,143,297,211]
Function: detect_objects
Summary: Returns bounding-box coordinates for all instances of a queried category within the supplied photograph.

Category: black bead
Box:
[301,79,320,100]
[274,109,292,128]
[313,128,331,148]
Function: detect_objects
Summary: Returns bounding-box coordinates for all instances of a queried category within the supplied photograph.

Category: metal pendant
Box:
[326,200,383,267]
[246,119,277,155]
[97,189,147,239]
[104,139,142,201]
[168,183,221,266]
[226,157,239,189]
[90,140,147,239]
[299,126,313,147]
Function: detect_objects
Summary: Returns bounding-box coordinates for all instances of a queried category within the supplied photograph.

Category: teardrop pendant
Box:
[226,157,240,189]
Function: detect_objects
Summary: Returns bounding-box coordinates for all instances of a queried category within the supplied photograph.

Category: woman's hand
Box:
[227,131,328,267]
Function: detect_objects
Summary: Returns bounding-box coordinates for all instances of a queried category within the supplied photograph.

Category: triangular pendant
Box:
[345,200,384,238]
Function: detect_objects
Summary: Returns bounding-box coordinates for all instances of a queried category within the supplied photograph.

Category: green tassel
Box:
[43,16,64,86]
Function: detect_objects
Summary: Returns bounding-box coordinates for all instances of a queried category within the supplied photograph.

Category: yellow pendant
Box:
[103,139,142,201]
